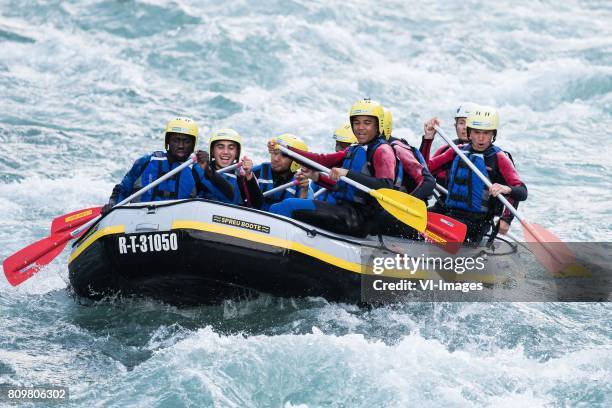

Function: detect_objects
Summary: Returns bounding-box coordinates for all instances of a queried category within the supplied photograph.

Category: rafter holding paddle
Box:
[434,125,590,277]
[274,142,428,232]
[276,143,467,245]
[48,162,242,236]
[3,153,202,286]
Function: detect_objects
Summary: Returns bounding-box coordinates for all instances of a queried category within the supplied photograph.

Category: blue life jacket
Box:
[333,136,401,204]
[253,163,310,211]
[445,145,502,213]
[131,151,197,202]
[220,172,243,205]
[200,163,243,205]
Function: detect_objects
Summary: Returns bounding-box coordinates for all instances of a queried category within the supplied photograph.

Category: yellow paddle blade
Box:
[370,188,427,232]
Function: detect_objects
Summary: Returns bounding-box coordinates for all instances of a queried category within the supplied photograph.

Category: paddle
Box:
[3,153,199,286]
[434,126,590,277]
[274,143,427,232]
[47,161,242,236]
[50,206,102,235]
[313,187,327,198]
[421,212,466,247]
[216,161,242,174]
[263,179,299,197]
[312,185,465,246]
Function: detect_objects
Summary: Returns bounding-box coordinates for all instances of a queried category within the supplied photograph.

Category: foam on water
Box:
[0,0,611,406]
[69,307,611,407]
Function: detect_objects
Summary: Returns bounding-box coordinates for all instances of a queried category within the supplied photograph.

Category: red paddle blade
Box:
[3,232,72,286]
[522,222,590,276]
[422,212,467,254]
[50,206,102,235]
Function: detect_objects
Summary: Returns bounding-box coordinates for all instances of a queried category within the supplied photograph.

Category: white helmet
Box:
[454,102,477,119]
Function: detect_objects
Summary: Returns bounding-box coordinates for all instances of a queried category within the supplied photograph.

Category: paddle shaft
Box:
[216,161,242,174]
[435,184,448,195]
[263,180,298,197]
[69,153,198,238]
[313,187,327,198]
[276,145,374,194]
[434,126,559,256]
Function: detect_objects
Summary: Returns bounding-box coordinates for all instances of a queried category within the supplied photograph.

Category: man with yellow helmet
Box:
[204,128,261,207]
[101,117,233,214]
[427,106,528,243]
[266,99,398,237]
[251,134,313,211]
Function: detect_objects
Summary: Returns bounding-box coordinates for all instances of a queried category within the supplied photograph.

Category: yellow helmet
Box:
[333,123,357,144]
[209,128,242,159]
[383,108,393,140]
[466,106,499,131]
[164,117,199,148]
[276,133,308,173]
[349,99,384,135]
[467,105,500,141]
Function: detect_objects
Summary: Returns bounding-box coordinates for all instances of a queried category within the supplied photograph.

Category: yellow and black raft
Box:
[68,199,522,305]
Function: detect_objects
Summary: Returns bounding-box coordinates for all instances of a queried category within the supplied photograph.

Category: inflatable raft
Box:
[68,199,522,305]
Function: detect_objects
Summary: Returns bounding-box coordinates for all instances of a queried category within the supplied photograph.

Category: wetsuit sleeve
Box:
[111,154,151,202]
[240,175,264,209]
[432,145,451,158]
[496,151,528,223]
[411,167,436,201]
[287,147,347,169]
[347,144,396,189]
[193,165,235,202]
[419,136,433,162]
[427,145,456,173]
